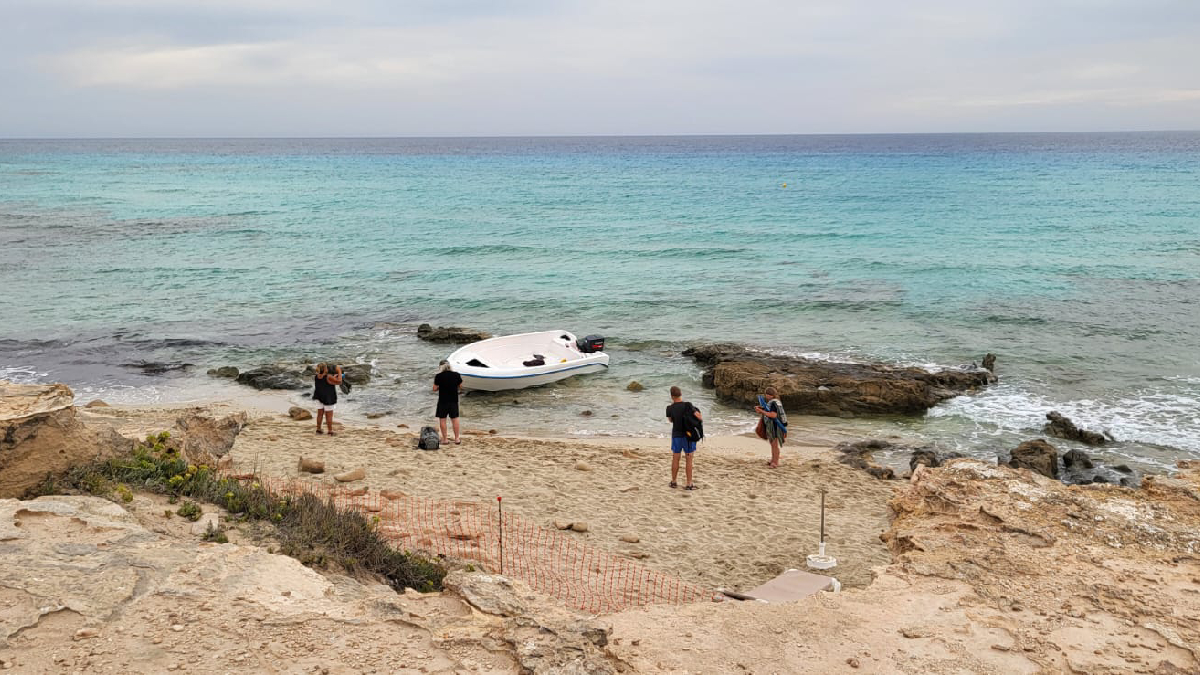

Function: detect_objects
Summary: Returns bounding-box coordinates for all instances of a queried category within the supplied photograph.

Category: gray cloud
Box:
[2,0,1198,136]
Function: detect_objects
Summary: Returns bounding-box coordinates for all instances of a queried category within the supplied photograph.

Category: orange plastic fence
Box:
[252,476,712,614]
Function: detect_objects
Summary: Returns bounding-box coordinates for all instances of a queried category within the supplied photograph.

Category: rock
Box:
[190,512,219,536]
[0,382,134,498]
[847,657,860,668]
[909,449,941,472]
[235,365,307,390]
[981,353,996,373]
[1006,439,1059,479]
[340,364,372,386]
[626,381,645,392]
[416,324,492,344]
[396,423,409,429]
[618,535,640,544]
[123,361,193,375]
[364,412,389,419]
[575,461,592,472]
[288,406,312,421]
[683,343,995,417]
[1062,448,1094,471]
[73,628,100,640]
[570,522,589,533]
[84,399,110,408]
[334,468,365,482]
[553,521,572,530]
[297,458,325,474]
[834,440,898,480]
[206,366,240,378]
[1044,411,1108,446]
[170,412,248,467]
[579,409,593,417]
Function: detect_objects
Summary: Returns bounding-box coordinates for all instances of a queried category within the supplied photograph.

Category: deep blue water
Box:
[2,134,1198,469]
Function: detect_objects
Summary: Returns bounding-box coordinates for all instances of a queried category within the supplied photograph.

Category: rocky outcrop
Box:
[206,366,239,378]
[302,363,372,386]
[981,353,996,373]
[1044,411,1109,446]
[683,344,995,417]
[0,382,133,498]
[878,459,1200,673]
[235,365,308,390]
[169,411,248,467]
[416,324,492,344]
[0,495,618,673]
[288,406,312,421]
[1005,439,1059,479]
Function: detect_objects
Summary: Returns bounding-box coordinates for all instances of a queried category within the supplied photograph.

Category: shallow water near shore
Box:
[2,134,1199,472]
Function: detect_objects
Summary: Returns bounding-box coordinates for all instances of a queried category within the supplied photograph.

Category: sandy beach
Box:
[82,397,896,592]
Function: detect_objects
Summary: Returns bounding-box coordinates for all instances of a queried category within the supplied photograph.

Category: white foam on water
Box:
[931,381,1200,455]
[0,365,47,383]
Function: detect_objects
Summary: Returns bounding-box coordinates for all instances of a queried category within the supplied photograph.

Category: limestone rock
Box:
[1044,411,1108,446]
[684,344,995,417]
[0,382,133,498]
[570,522,589,533]
[575,461,592,471]
[297,457,325,474]
[235,365,307,390]
[834,440,898,480]
[190,512,219,536]
[170,412,248,467]
[1005,439,1059,479]
[981,353,997,373]
[416,324,492,344]
[84,399,109,408]
[288,406,312,421]
[618,534,640,544]
[334,468,365,482]
[206,366,240,378]
[626,381,645,392]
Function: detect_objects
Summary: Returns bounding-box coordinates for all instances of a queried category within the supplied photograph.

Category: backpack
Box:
[682,403,704,442]
[417,426,441,450]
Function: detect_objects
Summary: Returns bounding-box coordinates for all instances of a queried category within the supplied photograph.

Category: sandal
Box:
[315,429,324,435]
[327,432,336,437]
[684,484,698,491]
[669,482,678,489]
[454,439,461,445]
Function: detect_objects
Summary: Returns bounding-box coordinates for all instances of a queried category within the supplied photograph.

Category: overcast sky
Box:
[3,0,1199,137]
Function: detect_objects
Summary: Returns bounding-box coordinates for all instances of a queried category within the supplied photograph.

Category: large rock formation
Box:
[683,344,995,416]
[416,324,492,344]
[0,382,133,498]
[833,439,898,479]
[235,365,309,390]
[0,495,617,673]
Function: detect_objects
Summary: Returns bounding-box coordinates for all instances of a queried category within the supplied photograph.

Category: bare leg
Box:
[439,417,448,442]
[769,440,780,468]
[315,409,325,433]
[685,453,694,486]
[670,453,680,485]
[326,411,335,436]
[451,417,461,443]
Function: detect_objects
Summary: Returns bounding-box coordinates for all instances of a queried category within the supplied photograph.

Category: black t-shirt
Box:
[666,401,695,438]
[434,371,463,402]
[312,375,337,405]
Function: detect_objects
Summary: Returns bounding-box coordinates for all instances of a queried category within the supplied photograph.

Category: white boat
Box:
[446,330,609,391]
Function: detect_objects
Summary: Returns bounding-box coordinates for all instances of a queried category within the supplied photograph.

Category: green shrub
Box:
[201,523,229,544]
[176,500,202,521]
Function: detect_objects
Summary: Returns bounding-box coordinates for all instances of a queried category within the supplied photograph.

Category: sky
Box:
[2,0,1199,137]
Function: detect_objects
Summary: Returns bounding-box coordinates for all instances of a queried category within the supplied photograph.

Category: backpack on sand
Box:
[417,426,441,450]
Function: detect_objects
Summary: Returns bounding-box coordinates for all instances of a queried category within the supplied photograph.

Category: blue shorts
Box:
[671,437,697,454]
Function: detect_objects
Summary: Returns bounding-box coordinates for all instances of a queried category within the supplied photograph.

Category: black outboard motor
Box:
[576,335,605,353]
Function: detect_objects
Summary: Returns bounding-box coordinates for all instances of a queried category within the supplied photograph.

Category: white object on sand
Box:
[807,542,838,570]
[446,330,609,391]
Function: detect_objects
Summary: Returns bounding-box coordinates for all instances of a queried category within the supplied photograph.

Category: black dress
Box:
[434,370,462,418]
[312,375,337,406]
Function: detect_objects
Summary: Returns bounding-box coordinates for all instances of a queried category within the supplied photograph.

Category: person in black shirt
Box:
[312,363,343,436]
[432,360,464,445]
[665,385,703,490]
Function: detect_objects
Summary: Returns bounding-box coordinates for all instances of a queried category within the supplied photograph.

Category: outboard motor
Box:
[576,335,605,353]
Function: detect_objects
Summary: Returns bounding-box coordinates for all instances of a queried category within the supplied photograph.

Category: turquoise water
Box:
[2,134,1199,470]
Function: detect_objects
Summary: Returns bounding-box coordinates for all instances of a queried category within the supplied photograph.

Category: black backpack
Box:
[417,426,441,450]
[682,403,704,442]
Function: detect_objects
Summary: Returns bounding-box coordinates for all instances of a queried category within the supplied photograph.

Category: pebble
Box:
[846,657,861,668]
[570,522,589,533]
[618,535,640,543]
[574,461,592,472]
[171,624,185,632]
[73,628,100,640]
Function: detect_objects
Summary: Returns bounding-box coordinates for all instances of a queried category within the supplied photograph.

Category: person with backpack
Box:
[312,363,343,436]
[432,360,463,445]
[665,385,703,490]
[755,386,787,468]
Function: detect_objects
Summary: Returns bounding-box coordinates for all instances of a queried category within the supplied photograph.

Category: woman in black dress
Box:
[432,360,463,444]
[312,363,343,436]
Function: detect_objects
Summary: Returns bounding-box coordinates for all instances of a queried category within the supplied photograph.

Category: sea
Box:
[2,133,1198,473]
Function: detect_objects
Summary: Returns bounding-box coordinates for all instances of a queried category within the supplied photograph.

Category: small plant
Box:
[201,523,229,544]
[116,484,134,503]
[163,510,173,519]
[176,500,202,522]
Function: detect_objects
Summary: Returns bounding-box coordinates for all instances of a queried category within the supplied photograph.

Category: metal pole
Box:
[819,488,826,544]
[497,496,504,574]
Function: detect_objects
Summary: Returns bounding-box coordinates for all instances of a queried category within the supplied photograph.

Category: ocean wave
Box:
[931,382,1200,454]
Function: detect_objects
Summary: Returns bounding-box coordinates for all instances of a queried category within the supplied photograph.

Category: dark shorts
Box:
[436,399,459,419]
[671,436,696,454]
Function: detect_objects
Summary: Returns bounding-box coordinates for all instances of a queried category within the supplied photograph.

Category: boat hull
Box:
[458,360,609,391]
[445,330,610,391]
